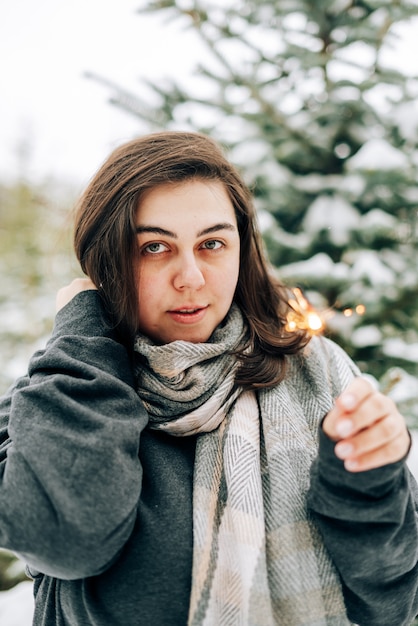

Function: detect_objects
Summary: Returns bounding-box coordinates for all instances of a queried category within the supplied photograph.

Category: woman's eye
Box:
[202,239,223,250]
[143,242,168,254]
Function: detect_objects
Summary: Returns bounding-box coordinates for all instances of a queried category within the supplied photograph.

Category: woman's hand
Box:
[323,377,411,472]
[56,278,97,312]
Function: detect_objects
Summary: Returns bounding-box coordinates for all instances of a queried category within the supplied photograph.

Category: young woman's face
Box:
[135,179,240,344]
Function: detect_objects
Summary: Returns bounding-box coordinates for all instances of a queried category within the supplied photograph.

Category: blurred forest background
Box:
[0,177,77,395]
[1,1,418,622]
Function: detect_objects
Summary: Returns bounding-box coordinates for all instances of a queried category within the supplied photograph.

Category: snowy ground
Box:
[1,433,418,625]
[0,581,34,626]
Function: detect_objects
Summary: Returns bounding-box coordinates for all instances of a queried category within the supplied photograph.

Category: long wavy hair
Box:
[74,131,310,389]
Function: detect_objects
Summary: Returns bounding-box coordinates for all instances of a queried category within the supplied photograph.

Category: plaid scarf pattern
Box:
[134,305,355,625]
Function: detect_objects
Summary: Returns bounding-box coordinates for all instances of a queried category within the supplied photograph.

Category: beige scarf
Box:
[134,305,356,625]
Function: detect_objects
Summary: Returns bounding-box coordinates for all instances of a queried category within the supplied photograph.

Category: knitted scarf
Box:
[134,305,353,626]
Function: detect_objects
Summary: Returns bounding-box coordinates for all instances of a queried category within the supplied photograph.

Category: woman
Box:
[0,131,417,626]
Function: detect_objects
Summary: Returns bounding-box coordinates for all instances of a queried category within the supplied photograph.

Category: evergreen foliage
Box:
[92,0,418,426]
[0,180,76,393]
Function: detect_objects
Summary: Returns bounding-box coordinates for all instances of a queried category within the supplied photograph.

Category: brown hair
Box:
[74,131,309,389]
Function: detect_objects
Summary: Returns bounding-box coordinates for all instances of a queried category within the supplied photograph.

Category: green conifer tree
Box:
[91,0,418,426]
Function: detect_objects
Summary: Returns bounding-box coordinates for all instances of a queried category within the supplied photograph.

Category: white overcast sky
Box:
[1,0,418,187]
[0,0,202,186]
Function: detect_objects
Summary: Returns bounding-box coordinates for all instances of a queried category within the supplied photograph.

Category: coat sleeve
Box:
[307,338,418,626]
[0,290,148,580]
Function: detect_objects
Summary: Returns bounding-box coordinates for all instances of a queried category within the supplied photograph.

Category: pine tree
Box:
[91,0,418,426]
[0,180,75,394]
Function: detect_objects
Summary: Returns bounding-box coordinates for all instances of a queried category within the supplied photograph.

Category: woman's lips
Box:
[168,306,208,324]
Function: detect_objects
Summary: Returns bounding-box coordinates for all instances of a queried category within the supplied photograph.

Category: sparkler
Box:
[286,287,366,335]
[286,288,325,334]
[285,290,404,399]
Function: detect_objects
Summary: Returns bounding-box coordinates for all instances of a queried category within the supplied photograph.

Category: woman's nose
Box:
[173,254,205,291]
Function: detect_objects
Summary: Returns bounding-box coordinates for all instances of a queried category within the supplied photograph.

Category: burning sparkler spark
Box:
[286,288,325,334]
[286,288,367,335]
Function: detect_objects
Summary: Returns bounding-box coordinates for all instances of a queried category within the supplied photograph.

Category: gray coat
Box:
[0,291,417,625]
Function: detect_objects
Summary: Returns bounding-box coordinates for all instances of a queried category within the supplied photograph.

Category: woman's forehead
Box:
[136,179,237,226]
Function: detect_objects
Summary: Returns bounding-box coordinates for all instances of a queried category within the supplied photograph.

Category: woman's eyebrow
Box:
[135,222,236,238]
[135,226,177,238]
[197,222,237,237]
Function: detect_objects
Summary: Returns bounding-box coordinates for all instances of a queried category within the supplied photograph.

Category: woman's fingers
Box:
[334,413,409,472]
[323,377,411,472]
[56,278,97,312]
[324,377,376,440]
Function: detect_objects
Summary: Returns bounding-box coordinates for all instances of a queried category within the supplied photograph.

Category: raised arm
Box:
[0,288,148,580]
[308,357,418,626]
